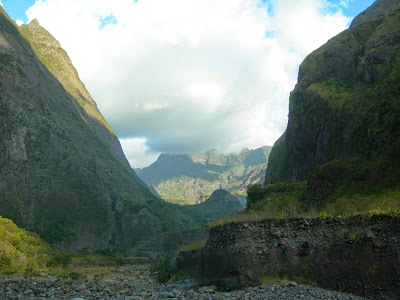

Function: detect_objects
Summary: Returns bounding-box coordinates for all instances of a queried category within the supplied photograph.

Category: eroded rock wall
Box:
[137,228,209,262]
[200,216,400,299]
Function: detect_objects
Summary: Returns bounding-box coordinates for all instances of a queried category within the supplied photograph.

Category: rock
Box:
[198,286,207,292]
[365,231,376,239]
[183,283,194,290]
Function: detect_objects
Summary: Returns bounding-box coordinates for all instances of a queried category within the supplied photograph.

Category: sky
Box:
[2,0,376,168]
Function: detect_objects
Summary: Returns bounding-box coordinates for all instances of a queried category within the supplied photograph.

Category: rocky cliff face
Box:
[0,8,197,250]
[265,0,400,190]
[199,216,400,299]
[136,147,272,205]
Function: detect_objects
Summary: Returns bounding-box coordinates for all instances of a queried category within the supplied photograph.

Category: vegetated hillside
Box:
[136,146,272,205]
[0,8,201,251]
[185,189,243,222]
[257,0,400,215]
[0,216,54,271]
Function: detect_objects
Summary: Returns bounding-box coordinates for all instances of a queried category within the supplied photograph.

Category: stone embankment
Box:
[0,272,367,299]
[136,228,209,262]
[199,215,400,299]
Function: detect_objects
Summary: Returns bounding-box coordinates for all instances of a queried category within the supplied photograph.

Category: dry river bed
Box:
[0,266,368,300]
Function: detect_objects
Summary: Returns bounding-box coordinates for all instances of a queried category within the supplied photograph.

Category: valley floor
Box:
[0,265,367,300]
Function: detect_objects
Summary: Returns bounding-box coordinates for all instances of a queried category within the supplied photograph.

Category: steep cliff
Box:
[265,0,400,205]
[0,8,198,250]
[200,216,400,299]
[137,146,272,205]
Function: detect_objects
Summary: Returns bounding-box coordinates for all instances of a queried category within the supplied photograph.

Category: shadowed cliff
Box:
[264,0,400,208]
[0,8,200,250]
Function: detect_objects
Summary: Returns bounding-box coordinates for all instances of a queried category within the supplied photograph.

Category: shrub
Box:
[47,251,71,267]
[58,271,86,280]
[150,255,176,283]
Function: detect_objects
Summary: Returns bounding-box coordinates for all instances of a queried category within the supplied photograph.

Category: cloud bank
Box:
[26,0,350,168]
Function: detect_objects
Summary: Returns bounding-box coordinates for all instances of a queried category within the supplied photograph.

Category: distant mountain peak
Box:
[136,146,272,205]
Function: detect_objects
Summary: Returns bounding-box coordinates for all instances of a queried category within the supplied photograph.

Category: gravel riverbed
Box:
[0,271,368,300]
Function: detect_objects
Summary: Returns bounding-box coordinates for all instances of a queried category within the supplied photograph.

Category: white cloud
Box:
[15,20,24,26]
[119,137,161,169]
[26,0,349,167]
[0,1,2,7]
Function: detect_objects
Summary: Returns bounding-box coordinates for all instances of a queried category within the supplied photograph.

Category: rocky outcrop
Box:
[200,216,400,299]
[0,8,197,250]
[265,0,400,186]
[137,147,272,205]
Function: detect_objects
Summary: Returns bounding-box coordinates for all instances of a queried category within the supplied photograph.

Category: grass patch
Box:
[177,238,207,254]
[58,271,87,280]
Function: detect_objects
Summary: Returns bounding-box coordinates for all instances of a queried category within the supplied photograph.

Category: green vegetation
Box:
[0,216,54,271]
[208,182,400,226]
[0,198,23,227]
[349,234,357,243]
[33,214,76,244]
[150,255,176,283]
[177,238,207,254]
[259,276,290,285]
[259,264,314,286]
[308,78,360,112]
[0,53,15,66]
[246,182,307,215]
[182,189,243,224]
[58,271,87,280]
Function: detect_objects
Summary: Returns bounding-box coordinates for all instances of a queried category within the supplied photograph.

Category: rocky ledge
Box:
[199,215,400,299]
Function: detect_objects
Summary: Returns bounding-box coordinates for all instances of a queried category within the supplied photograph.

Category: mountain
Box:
[200,189,241,208]
[136,146,272,205]
[261,0,400,211]
[0,8,200,251]
[186,189,243,221]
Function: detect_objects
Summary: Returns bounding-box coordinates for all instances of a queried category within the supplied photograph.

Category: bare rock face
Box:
[265,0,400,185]
[200,216,400,299]
[0,8,195,250]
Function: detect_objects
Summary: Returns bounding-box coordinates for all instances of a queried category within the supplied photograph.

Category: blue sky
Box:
[1,0,36,23]
[3,0,376,25]
[326,0,375,18]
